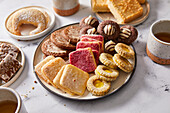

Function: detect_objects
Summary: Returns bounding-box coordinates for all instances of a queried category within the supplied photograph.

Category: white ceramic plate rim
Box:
[4,6,55,40]
[0,40,25,87]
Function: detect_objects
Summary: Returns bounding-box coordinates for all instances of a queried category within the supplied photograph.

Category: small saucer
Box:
[95,1,150,26]
[0,40,25,87]
[5,6,55,40]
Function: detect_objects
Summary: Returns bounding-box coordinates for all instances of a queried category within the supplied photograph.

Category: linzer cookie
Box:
[41,39,68,57]
[50,29,76,50]
[80,15,99,28]
[97,20,120,41]
[0,42,20,62]
[0,54,22,82]
[117,25,138,45]
[62,25,80,44]
[69,48,97,72]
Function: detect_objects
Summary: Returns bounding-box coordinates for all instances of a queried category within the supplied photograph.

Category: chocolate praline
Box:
[79,15,99,28]
[97,20,120,42]
[116,25,138,45]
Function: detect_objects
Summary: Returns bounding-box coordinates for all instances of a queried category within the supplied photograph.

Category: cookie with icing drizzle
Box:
[97,20,120,41]
[117,25,138,45]
[79,15,99,28]
[80,26,97,35]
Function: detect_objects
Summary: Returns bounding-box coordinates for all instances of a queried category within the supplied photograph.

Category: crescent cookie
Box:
[115,43,135,59]
[113,54,133,73]
[12,8,47,35]
[99,53,117,69]
[87,75,111,96]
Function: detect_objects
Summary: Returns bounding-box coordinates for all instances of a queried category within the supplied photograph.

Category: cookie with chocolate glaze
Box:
[80,26,97,35]
[97,20,120,41]
[50,29,76,50]
[79,15,99,28]
[117,25,138,45]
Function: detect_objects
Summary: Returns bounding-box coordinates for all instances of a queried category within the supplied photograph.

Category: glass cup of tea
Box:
[0,87,27,113]
[146,20,170,64]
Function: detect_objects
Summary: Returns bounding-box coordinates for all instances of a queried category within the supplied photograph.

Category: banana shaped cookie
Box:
[12,8,47,35]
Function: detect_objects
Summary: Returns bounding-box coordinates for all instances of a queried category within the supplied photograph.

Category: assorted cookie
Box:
[87,75,111,96]
[80,15,99,28]
[50,29,76,50]
[0,42,22,83]
[41,39,68,57]
[7,8,49,36]
[36,16,138,97]
[97,20,120,41]
[69,48,97,73]
[116,25,138,45]
[62,25,81,44]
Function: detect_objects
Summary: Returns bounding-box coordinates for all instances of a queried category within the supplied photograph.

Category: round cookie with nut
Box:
[97,20,120,41]
[117,25,138,45]
[79,15,99,28]
[80,26,97,35]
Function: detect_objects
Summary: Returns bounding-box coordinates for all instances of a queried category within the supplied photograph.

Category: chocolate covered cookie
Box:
[62,25,81,44]
[97,20,120,41]
[117,25,138,45]
[105,40,116,55]
[50,29,76,50]
[79,15,99,28]
[41,39,68,57]
[80,26,97,35]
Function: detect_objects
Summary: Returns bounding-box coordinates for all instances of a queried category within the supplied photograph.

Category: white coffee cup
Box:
[0,87,27,113]
[146,20,170,64]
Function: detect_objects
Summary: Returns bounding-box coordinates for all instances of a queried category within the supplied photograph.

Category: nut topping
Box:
[119,28,131,39]
[84,15,96,25]
[103,24,115,35]
[87,28,96,34]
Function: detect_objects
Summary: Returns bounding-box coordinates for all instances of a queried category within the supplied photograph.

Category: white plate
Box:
[95,1,150,26]
[33,23,136,100]
[5,6,55,40]
[0,41,25,87]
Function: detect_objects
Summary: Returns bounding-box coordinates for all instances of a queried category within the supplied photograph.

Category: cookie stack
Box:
[35,56,89,96]
[0,42,22,83]
[41,24,80,58]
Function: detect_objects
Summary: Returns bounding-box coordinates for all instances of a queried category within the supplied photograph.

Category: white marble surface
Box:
[0,0,170,113]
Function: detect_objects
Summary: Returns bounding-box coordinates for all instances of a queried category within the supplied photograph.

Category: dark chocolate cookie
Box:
[117,25,138,45]
[80,26,97,35]
[97,20,120,41]
[105,40,116,55]
[41,39,68,57]
[50,29,76,50]
[79,15,99,28]
[62,25,81,44]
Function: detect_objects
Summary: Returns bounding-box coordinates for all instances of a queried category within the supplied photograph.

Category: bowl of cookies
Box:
[5,6,55,40]
[33,15,138,100]
[91,0,150,26]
